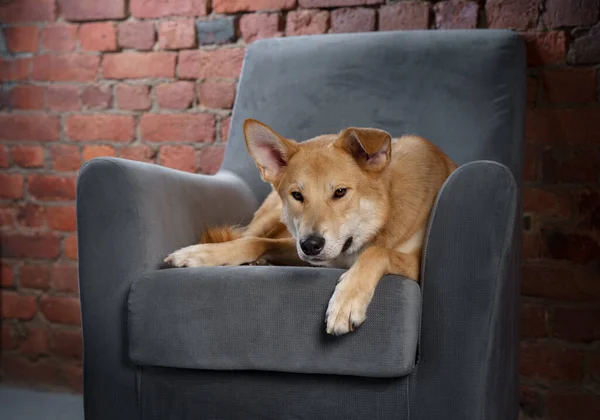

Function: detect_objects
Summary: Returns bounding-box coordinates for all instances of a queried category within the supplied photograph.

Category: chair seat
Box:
[128,266,421,378]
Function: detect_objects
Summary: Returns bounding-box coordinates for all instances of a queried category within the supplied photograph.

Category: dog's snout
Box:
[300,234,325,256]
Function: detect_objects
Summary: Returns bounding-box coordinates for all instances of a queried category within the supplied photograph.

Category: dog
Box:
[165,119,457,335]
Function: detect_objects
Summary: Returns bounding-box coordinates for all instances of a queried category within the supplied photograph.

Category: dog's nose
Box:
[300,234,325,256]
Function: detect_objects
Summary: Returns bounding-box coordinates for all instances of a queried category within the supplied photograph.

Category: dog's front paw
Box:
[164,244,216,267]
[325,271,372,336]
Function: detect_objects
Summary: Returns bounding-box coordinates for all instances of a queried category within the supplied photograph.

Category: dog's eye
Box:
[291,191,304,202]
[333,188,347,199]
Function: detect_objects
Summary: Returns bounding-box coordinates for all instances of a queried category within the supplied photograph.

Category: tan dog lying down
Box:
[165,119,457,335]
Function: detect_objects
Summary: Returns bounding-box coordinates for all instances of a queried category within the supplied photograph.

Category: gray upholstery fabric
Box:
[128,267,421,378]
[140,368,410,420]
[77,30,525,420]
[412,161,519,420]
[222,30,526,202]
[77,161,257,420]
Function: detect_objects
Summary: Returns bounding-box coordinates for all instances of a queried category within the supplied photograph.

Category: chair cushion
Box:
[128,266,421,378]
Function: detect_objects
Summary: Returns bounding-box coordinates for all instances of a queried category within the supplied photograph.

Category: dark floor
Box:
[0,386,83,420]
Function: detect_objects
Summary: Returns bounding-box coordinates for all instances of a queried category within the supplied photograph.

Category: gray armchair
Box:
[77,30,525,420]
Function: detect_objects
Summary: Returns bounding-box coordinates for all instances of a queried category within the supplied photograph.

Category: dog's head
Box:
[244,119,391,266]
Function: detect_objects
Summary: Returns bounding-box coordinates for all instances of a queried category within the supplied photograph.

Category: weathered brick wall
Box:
[0,0,598,418]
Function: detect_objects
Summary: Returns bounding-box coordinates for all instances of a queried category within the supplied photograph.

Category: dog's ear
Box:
[244,119,298,183]
[336,127,392,172]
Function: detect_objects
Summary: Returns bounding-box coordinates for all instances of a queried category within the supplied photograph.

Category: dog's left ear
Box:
[335,127,392,172]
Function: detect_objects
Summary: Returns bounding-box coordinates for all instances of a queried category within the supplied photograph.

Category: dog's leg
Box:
[165,237,303,267]
[325,246,419,335]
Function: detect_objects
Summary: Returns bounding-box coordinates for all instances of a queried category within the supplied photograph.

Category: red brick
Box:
[40,295,81,325]
[64,235,78,260]
[1,356,59,386]
[47,85,81,111]
[158,18,196,49]
[199,145,225,174]
[62,361,83,392]
[568,22,600,65]
[16,204,46,228]
[1,292,37,320]
[46,206,76,231]
[331,7,376,33]
[486,0,537,30]
[156,82,195,110]
[11,146,45,168]
[526,108,600,145]
[240,13,282,43]
[379,1,430,31]
[1,263,14,287]
[575,189,600,230]
[52,329,82,359]
[547,392,600,420]
[20,327,51,356]
[286,10,329,36]
[20,265,51,290]
[198,80,236,109]
[543,0,599,28]
[51,144,81,172]
[543,229,599,264]
[0,144,9,168]
[433,0,478,30]
[0,58,31,81]
[0,173,24,199]
[214,0,296,13]
[82,145,116,162]
[3,26,39,53]
[50,264,79,294]
[527,74,537,106]
[179,48,245,79]
[519,386,545,419]
[40,24,78,52]
[0,206,16,228]
[1,233,60,259]
[220,116,231,142]
[119,145,155,163]
[116,84,151,111]
[520,342,582,382]
[131,0,208,18]
[540,68,597,104]
[299,0,382,6]
[10,85,45,110]
[118,21,155,50]
[59,0,126,21]
[160,145,197,172]
[28,175,77,201]
[141,114,215,142]
[1,324,17,350]
[103,52,176,79]
[0,114,59,141]
[0,0,56,23]
[33,54,99,82]
[80,22,117,52]
[82,85,112,110]
[541,149,599,183]
[522,31,568,67]
[523,187,570,220]
[66,115,135,142]
[590,351,600,381]
[520,303,547,339]
[522,264,600,302]
[552,307,600,343]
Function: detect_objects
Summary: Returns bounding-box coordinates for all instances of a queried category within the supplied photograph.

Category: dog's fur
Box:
[165,119,457,335]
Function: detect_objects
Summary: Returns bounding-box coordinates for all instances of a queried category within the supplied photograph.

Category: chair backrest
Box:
[221,30,526,202]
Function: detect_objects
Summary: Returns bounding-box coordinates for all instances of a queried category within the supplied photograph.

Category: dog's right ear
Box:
[243,119,298,184]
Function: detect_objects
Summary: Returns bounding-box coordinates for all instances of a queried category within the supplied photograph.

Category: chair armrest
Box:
[411,161,520,420]
[76,157,258,420]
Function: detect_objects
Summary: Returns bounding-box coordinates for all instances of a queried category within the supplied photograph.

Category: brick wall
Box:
[0,0,598,418]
